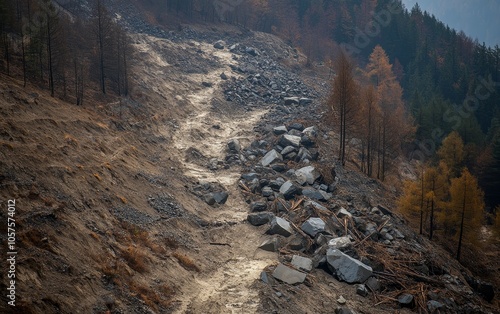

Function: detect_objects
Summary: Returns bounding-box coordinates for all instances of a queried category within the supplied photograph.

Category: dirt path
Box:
[170,43,273,313]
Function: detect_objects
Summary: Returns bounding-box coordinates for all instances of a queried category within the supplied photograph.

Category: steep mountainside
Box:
[0,3,499,314]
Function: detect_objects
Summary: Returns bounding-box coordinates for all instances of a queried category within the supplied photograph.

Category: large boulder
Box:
[279,134,301,148]
[247,212,274,226]
[326,249,373,283]
[261,149,283,167]
[268,217,293,237]
[272,263,306,284]
[301,217,326,237]
[279,180,302,200]
[294,166,321,185]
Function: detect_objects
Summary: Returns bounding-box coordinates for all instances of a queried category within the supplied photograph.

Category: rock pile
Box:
[235,122,493,313]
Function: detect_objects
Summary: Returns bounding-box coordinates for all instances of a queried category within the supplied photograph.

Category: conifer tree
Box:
[438,131,465,177]
[448,168,484,261]
[328,52,359,166]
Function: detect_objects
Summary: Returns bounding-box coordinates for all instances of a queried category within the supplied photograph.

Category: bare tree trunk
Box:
[456,177,467,261]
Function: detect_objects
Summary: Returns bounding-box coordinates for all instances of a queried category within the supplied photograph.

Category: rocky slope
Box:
[0,10,498,314]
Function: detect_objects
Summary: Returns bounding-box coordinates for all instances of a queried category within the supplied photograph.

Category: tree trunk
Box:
[456,177,467,261]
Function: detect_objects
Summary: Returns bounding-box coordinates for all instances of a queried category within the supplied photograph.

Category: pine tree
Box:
[448,168,484,261]
[328,51,359,166]
[438,131,465,177]
[366,45,414,180]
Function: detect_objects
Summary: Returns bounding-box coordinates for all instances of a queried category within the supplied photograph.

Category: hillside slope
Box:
[1,22,498,314]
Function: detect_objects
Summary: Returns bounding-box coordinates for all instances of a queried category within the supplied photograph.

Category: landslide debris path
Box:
[170,42,272,313]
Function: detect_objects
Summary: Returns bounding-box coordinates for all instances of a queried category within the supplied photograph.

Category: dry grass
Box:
[129,281,174,311]
[118,195,128,204]
[93,173,102,181]
[121,246,148,273]
[172,251,200,272]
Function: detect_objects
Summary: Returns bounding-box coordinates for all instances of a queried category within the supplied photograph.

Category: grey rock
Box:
[302,126,318,138]
[220,72,228,80]
[260,271,276,285]
[250,201,267,212]
[287,235,306,251]
[393,229,405,239]
[294,166,321,185]
[300,135,315,147]
[259,237,280,252]
[288,122,305,131]
[328,237,352,249]
[301,217,326,237]
[281,145,297,156]
[365,276,381,291]
[272,263,306,284]
[245,47,259,56]
[202,81,213,87]
[262,186,274,197]
[203,193,216,206]
[299,98,312,105]
[427,300,444,312]
[213,192,229,204]
[337,208,352,218]
[356,284,369,297]
[327,249,373,283]
[247,212,274,226]
[398,294,415,308]
[291,255,313,272]
[316,234,334,246]
[287,128,303,137]
[271,163,287,172]
[296,147,312,162]
[213,40,224,49]
[279,180,302,200]
[268,217,293,237]
[301,188,331,201]
[261,149,283,167]
[284,97,300,106]
[305,200,328,212]
[337,295,347,304]
[273,126,288,135]
[227,139,241,153]
[269,178,286,191]
[279,134,302,147]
